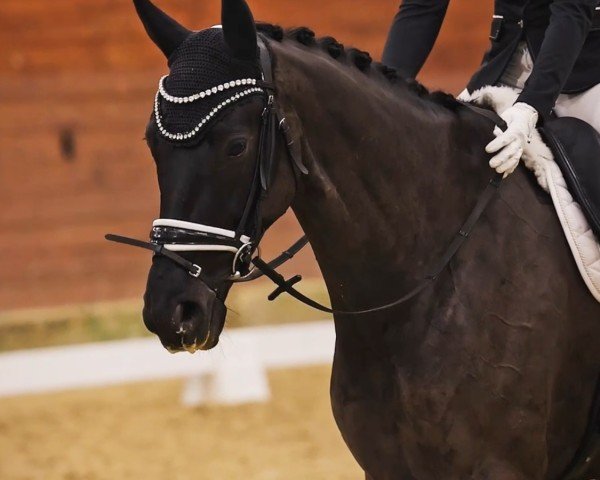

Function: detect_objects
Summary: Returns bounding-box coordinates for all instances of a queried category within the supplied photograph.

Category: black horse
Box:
[122,0,600,478]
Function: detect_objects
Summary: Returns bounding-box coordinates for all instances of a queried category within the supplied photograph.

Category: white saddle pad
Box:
[461,86,600,303]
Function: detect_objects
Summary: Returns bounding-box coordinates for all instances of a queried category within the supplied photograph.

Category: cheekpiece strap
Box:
[257,35,308,177]
[256,80,275,91]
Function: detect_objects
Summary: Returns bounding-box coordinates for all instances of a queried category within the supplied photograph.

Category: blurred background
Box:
[0,1,492,478]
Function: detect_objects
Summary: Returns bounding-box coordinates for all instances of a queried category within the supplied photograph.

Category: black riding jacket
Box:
[382,0,600,118]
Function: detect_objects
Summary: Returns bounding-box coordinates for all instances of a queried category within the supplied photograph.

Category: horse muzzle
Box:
[142,258,227,353]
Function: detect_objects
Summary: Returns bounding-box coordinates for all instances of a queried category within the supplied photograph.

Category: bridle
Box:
[106,34,506,316]
[108,35,308,281]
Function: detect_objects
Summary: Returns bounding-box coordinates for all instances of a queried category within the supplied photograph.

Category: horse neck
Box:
[272,42,491,313]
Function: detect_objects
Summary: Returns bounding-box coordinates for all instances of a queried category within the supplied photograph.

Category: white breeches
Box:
[499,41,600,132]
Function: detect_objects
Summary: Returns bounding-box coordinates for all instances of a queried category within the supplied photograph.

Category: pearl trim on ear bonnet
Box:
[154,27,264,142]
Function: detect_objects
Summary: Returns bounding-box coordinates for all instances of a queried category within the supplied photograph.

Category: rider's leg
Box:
[381,2,450,78]
[554,83,600,133]
[496,42,600,134]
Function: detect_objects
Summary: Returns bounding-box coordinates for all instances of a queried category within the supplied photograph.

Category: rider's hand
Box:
[485,102,538,178]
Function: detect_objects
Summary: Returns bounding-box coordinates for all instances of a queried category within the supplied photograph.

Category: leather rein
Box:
[106,35,506,316]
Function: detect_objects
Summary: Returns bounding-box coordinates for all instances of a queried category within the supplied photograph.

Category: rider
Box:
[382,0,600,177]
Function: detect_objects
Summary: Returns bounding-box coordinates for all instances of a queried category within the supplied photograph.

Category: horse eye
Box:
[227,139,247,157]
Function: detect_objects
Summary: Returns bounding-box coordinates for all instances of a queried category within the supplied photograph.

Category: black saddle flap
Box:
[541,117,600,237]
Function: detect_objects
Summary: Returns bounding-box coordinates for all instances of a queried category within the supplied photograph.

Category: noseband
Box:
[106,34,506,315]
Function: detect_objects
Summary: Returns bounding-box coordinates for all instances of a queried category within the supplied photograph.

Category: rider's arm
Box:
[382,0,451,78]
[517,0,597,119]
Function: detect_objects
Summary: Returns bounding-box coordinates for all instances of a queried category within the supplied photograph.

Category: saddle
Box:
[540,117,600,237]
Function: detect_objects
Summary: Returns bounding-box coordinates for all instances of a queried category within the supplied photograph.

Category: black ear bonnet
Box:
[155,28,263,143]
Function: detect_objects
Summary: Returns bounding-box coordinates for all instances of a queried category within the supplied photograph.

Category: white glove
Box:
[485,102,538,177]
[457,88,471,102]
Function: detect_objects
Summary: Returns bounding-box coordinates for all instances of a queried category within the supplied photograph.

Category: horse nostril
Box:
[182,301,202,323]
[173,301,202,331]
[172,301,209,351]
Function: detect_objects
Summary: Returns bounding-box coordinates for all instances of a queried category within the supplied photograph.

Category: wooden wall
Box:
[0,0,492,309]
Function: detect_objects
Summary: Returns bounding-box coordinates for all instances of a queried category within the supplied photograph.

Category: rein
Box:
[250,173,502,314]
[106,35,506,316]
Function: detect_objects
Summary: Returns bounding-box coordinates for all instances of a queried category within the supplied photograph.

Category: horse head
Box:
[134,0,296,352]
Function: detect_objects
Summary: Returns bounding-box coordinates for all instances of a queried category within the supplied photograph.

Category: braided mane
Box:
[256,23,463,112]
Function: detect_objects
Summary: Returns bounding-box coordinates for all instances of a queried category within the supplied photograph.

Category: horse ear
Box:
[221,0,258,61]
[133,0,192,58]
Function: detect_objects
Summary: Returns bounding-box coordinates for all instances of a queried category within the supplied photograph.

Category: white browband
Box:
[162,244,240,254]
[152,218,251,245]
